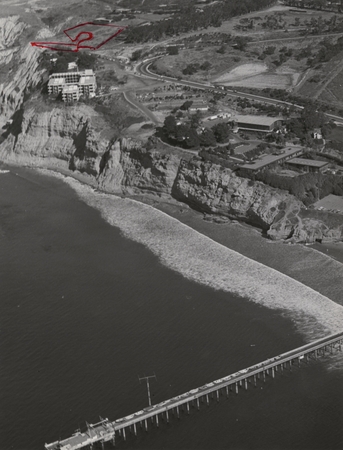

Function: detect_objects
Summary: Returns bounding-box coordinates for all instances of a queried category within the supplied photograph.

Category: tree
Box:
[199,129,216,147]
[190,110,202,128]
[184,128,200,148]
[163,115,177,136]
[233,36,249,51]
[301,106,326,131]
[168,46,179,55]
[182,64,199,75]
[131,49,142,61]
[180,100,193,110]
[200,61,212,70]
[212,122,230,143]
[264,46,276,55]
[77,52,97,70]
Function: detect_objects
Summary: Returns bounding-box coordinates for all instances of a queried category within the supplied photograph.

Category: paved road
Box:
[136,59,343,124]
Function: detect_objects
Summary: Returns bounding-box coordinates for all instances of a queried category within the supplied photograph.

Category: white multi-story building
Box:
[62,85,80,102]
[48,69,96,101]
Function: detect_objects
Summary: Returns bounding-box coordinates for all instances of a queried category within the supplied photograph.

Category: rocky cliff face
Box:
[269,208,343,243]
[173,158,303,231]
[0,16,26,63]
[0,104,342,244]
[0,103,104,171]
[0,104,180,195]
[0,16,47,121]
[98,139,180,195]
[173,159,343,243]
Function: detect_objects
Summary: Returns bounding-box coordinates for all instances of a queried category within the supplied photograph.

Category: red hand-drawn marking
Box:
[31,22,127,52]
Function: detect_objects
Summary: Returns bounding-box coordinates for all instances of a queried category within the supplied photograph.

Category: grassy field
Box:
[201,5,336,40]
[325,68,343,103]
[327,125,343,142]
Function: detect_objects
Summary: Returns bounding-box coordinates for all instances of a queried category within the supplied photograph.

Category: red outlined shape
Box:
[31,22,127,52]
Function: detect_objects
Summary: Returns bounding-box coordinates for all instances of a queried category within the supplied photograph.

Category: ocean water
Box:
[1,167,343,450]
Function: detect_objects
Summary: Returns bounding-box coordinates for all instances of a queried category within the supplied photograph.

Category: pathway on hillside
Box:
[314,58,343,101]
[122,91,160,125]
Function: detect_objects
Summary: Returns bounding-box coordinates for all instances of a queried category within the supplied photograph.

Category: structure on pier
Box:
[45,331,343,450]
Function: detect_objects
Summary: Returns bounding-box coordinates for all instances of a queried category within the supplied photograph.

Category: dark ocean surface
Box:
[1,167,342,450]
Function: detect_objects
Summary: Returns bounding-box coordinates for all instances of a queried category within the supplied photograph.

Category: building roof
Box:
[62,85,79,93]
[49,70,94,80]
[48,77,65,86]
[235,115,283,127]
[68,62,78,70]
[79,75,96,85]
[241,147,303,171]
[287,158,329,168]
[49,71,80,79]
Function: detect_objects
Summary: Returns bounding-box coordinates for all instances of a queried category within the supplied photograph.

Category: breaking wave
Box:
[41,171,343,341]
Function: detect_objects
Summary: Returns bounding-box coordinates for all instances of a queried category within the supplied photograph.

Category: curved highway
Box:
[136,58,343,124]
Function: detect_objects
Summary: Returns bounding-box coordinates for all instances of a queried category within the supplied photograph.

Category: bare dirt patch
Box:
[213,63,268,83]
[214,64,301,90]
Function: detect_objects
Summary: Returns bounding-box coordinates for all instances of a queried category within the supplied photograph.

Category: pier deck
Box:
[45,331,343,450]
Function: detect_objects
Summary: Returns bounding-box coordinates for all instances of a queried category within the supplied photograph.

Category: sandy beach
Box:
[33,168,343,343]
[130,194,343,306]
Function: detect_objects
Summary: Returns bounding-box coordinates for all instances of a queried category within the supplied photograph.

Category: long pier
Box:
[45,331,343,450]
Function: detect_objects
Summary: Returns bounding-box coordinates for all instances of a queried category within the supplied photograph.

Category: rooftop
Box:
[241,147,303,171]
[62,85,79,93]
[49,69,94,80]
[287,158,329,168]
[235,115,283,126]
[48,77,65,86]
[79,75,96,85]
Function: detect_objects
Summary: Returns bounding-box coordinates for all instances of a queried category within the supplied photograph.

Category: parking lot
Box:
[314,194,343,213]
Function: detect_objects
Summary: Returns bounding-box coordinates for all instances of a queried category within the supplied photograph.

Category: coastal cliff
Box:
[173,158,302,230]
[1,104,342,244]
[98,139,180,196]
[0,17,51,121]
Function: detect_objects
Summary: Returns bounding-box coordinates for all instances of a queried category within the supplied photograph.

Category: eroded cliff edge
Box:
[1,104,342,244]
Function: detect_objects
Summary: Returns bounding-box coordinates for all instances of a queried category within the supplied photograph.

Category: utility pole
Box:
[139,374,156,406]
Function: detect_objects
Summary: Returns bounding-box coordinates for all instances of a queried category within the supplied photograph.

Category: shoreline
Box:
[26,166,343,341]
[133,194,343,305]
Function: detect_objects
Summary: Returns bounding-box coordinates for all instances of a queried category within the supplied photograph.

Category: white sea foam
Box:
[40,170,343,341]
